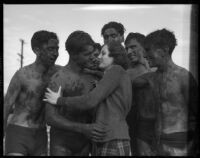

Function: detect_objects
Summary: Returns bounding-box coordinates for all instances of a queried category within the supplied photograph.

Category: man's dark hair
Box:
[101,21,126,36]
[144,28,177,55]
[107,41,128,70]
[125,32,146,47]
[31,30,58,50]
[94,43,102,51]
[65,30,95,56]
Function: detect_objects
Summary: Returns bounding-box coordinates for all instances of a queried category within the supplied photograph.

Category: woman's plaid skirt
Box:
[92,139,131,156]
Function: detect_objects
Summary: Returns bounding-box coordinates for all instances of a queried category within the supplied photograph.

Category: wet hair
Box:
[144,28,177,55]
[125,32,145,47]
[31,30,58,50]
[65,30,95,56]
[94,43,102,51]
[101,21,126,36]
[107,41,129,70]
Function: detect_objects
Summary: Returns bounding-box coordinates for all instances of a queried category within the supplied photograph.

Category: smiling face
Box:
[38,38,59,67]
[125,39,145,64]
[103,28,124,44]
[98,45,114,70]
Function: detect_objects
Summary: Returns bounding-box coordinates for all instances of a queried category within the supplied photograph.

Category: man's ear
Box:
[163,47,170,55]
[33,47,40,55]
[157,48,166,58]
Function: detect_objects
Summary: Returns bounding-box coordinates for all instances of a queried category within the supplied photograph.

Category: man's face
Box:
[145,44,163,68]
[125,39,144,64]
[88,48,100,70]
[103,28,124,44]
[38,38,59,67]
[75,45,99,69]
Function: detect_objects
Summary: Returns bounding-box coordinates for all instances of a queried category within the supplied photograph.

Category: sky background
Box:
[3,4,192,94]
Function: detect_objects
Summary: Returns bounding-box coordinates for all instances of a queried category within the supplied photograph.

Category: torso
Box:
[9,64,61,128]
[50,65,97,123]
[154,65,188,134]
[127,65,156,119]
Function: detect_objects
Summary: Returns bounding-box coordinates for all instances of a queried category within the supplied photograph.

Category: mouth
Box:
[49,57,57,63]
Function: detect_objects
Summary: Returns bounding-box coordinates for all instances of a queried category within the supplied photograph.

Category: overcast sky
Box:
[3,4,192,94]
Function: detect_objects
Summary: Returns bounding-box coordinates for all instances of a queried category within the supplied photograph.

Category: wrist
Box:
[56,97,62,105]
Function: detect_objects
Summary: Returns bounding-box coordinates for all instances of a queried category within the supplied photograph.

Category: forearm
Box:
[57,66,122,110]
[57,96,95,110]
[132,77,149,88]
[45,105,88,134]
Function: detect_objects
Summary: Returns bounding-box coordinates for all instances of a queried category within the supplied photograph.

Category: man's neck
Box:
[130,62,146,70]
[34,59,50,74]
[67,59,82,73]
[157,58,174,73]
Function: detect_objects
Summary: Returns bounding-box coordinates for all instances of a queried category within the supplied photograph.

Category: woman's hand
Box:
[43,86,62,105]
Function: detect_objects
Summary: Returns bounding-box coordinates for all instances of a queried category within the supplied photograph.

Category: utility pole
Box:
[17,39,25,68]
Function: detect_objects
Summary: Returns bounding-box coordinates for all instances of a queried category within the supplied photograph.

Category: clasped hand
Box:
[43,86,62,105]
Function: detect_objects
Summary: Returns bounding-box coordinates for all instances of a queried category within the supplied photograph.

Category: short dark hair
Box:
[144,28,177,55]
[65,31,95,56]
[94,43,102,51]
[31,30,58,50]
[107,41,128,70]
[101,21,126,36]
[125,32,145,47]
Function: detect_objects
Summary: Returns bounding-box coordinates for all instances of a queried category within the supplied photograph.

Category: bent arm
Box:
[45,103,86,133]
[132,74,149,88]
[4,71,21,132]
[57,66,122,110]
[45,75,89,134]
[182,72,198,119]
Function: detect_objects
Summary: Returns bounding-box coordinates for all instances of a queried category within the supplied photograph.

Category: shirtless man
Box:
[133,28,198,156]
[125,33,157,155]
[4,30,60,156]
[45,31,106,156]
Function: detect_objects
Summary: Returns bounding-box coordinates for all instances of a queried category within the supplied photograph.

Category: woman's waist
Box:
[96,119,130,141]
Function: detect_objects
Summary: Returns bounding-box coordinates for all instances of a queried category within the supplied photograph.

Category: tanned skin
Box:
[4,38,60,156]
[133,44,198,156]
[125,38,157,156]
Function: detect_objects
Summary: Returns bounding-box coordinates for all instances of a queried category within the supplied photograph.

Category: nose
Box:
[98,53,102,59]
[127,48,132,54]
[52,49,58,58]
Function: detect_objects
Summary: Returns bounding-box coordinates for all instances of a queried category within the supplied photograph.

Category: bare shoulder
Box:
[109,65,125,73]
[48,66,77,91]
[173,65,197,87]
[174,65,194,80]
[16,64,34,80]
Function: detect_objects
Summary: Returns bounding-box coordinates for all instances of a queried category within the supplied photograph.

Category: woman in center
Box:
[44,41,132,156]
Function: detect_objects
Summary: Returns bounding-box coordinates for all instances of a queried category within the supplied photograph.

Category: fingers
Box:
[58,86,62,94]
[44,93,51,99]
[46,88,53,93]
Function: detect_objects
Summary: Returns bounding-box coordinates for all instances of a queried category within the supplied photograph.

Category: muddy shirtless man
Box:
[45,31,106,156]
[133,28,198,156]
[4,30,61,156]
[125,32,157,156]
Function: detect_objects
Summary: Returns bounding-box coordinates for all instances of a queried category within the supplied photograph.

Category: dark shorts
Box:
[50,127,90,155]
[158,132,193,156]
[92,139,131,156]
[5,124,47,156]
[137,119,156,145]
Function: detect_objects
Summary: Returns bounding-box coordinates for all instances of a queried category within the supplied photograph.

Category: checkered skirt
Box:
[92,139,131,156]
